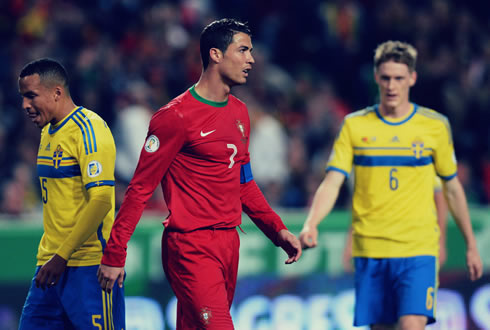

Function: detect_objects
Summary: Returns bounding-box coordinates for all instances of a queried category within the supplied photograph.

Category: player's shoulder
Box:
[79,107,107,123]
[228,93,246,108]
[344,105,377,122]
[415,105,449,124]
[77,107,112,133]
[151,91,188,123]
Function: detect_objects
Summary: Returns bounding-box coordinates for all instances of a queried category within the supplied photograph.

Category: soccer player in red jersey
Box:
[97,18,302,329]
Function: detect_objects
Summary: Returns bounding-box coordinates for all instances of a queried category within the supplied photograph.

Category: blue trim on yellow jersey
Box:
[240,162,254,183]
[354,146,432,152]
[38,164,81,178]
[375,104,418,125]
[38,156,76,161]
[48,106,83,134]
[97,222,107,252]
[85,180,115,189]
[326,166,350,178]
[439,172,458,181]
[354,155,432,166]
[72,115,89,155]
[87,119,98,152]
[74,112,93,154]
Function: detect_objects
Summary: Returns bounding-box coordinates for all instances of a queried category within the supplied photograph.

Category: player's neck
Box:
[379,101,412,119]
[51,99,77,125]
[194,71,231,103]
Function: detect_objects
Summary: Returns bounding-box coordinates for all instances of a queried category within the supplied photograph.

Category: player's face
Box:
[19,74,58,128]
[374,61,416,110]
[219,32,255,86]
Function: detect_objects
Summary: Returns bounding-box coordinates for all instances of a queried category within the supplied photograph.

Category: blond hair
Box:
[374,41,418,72]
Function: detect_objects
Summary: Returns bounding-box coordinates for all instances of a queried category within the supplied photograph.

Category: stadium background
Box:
[0,0,489,329]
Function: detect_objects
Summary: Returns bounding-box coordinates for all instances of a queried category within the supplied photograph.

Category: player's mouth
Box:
[243,68,251,77]
[27,110,40,122]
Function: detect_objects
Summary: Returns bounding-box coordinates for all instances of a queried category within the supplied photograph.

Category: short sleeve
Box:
[77,118,116,190]
[433,119,457,180]
[326,119,353,178]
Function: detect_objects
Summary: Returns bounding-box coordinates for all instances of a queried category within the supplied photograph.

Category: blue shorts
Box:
[19,265,125,330]
[353,256,437,327]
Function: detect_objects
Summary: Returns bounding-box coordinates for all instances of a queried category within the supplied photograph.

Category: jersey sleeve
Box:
[241,179,287,245]
[77,118,116,190]
[102,106,186,267]
[326,119,353,177]
[240,105,286,245]
[433,119,457,180]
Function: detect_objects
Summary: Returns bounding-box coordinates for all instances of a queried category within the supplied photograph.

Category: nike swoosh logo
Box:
[200,129,216,137]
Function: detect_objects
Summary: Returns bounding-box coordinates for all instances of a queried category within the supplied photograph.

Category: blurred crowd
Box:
[0,0,489,217]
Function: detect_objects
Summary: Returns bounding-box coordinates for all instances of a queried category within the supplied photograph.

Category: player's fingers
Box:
[97,270,106,284]
[46,273,56,288]
[35,270,46,289]
[105,278,115,293]
[284,255,296,264]
[473,263,483,281]
[468,264,477,281]
[117,273,124,288]
[98,275,108,290]
[478,262,483,279]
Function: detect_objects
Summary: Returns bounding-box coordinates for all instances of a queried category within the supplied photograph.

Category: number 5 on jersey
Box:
[41,178,48,204]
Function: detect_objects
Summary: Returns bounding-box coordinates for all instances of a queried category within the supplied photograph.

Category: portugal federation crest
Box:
[200,307,212,325]
[236,120,247,144]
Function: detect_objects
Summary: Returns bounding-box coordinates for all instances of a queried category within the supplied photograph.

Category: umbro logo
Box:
[200,129,216,137]
[391,136,400,143]
[45,143,51,151]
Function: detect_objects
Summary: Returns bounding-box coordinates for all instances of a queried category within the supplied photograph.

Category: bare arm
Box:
[434,189,448,266]
[299,170,345,248]
[443,177,483,281]
[342,226,354,272]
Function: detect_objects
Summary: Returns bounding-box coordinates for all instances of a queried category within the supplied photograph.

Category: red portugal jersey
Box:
[102,86,286,266]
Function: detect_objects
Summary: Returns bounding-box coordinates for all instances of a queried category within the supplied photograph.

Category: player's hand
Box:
[35,254,67,290]
[299,226,318,249]
[97,264,125,293]
[342,246,353,273]
[277,229,302,264]
[466,246,483,281]
[439,242,447,267]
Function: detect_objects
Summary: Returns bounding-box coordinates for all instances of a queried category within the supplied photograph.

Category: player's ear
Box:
[373,68,380,85]
[53,86,63,101]
[209,48,223,64]
[409,70,417,87]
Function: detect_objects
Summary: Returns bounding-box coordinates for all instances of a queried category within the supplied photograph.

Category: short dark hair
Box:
[200,18,251,70]
[374,41,418,72]
[19,58,70,93]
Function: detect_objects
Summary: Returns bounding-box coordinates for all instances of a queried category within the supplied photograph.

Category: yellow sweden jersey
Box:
[36,106,116,266]
[328,104,457,258]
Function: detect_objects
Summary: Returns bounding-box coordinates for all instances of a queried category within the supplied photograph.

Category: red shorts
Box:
[162,228,239,329]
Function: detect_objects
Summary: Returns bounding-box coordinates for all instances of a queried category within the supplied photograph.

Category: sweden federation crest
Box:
[411,138,424,159]
[53,145,63,169]
[87,161,103,177]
